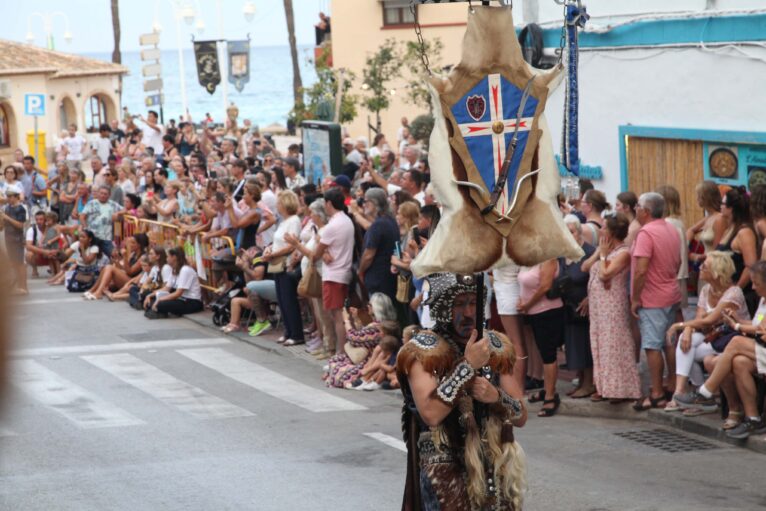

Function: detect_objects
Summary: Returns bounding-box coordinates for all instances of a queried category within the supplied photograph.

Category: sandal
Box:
[570,386,596,399]
[537,393,561,417]
[722,411,744,430]
[528,390,546,403]
[222,324,241,333]
[633,395,667,412]
[590,393,605,402]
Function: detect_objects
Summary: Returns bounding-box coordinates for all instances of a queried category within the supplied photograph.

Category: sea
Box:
[84,44,317,128]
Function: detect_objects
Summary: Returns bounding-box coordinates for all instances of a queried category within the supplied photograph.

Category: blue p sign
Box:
[25,94,46,116]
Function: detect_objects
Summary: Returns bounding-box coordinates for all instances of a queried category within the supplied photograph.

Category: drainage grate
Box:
[614,428,720,453]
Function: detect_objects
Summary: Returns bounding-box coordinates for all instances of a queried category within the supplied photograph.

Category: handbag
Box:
[67,268,98,292]
[545,259,570,300]
[267,255,287,274]
[298,261,323,298]
[396,273,411,304]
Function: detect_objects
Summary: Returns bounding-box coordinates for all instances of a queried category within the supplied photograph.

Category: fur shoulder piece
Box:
[396,330,456,377]
[487,330,516,375]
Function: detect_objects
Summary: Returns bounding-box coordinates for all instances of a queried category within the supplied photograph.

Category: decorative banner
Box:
[227,38,251,93]
[193,40,221,95]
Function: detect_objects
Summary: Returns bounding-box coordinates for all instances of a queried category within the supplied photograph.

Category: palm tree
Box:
[283,0,304,108]
[110,0,121,64]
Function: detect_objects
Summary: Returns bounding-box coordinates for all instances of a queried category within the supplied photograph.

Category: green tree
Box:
[401,38,443,114]
[289,47,358,126]
[361,39,402,135]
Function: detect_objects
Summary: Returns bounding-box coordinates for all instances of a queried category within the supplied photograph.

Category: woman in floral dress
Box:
[582,213,642,401]
[324,293,399,388]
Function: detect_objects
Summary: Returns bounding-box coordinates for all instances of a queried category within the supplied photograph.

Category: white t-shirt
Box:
[386,183,402,196]
[64,135,86,161]
[272,215,302,253]
[25,225,45,247]
[120,180,136,194]
[70,240,100,268]
[414,191,426,206]
[142,124,164,156]
[169,265,202,300]
[93,137,112,164]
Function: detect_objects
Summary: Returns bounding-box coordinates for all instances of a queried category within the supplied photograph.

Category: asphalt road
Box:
[1,279,765,511]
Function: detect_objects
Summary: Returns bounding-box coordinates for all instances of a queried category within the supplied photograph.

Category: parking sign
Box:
[25,94,46,116]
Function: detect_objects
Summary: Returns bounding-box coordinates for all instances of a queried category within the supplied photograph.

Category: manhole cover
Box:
[614,428,719,453]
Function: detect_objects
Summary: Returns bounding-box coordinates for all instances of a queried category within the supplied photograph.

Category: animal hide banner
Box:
[411,5,583,278]
[227,38,251,93]
[193,40,222,95]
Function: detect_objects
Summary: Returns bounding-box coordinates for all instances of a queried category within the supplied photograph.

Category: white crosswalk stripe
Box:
[179,348,367,413]
[81,353,254,420]
[11,360,145,429]
[11,338,230,358]
[364,432,407,452]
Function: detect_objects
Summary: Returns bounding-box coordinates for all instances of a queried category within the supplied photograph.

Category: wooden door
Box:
[626,136,704,229]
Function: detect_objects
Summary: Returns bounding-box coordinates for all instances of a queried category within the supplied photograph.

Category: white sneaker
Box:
[362,381,381,391]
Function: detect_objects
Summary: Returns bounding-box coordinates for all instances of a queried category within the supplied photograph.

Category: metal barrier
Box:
[111,214,236,296]
[136,218,183,250]
[113,215,140,250]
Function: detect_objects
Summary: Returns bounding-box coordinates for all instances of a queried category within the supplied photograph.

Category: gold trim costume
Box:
[397,273,526,510]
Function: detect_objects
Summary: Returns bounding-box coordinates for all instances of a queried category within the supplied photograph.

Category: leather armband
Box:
[436,360,475,404]
[490,388,524,419]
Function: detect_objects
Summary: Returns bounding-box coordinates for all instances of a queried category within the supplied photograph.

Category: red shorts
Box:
[31,253,51,266]
[322,281,348,311]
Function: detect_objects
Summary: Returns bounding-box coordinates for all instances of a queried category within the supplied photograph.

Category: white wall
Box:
[544,45,766,202]
[524,0,765,24]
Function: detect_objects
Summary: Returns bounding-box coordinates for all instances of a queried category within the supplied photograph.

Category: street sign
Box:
[24,94,46,116]
[145,94,164,107]
[143,78,164,92]
[141,48,161,61]
[142,63,162,77]
[139,32,160,46]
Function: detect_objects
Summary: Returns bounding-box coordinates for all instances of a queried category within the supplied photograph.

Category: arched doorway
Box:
[59,96,76,132]
[0,102,16,149]
[85,92,117,133]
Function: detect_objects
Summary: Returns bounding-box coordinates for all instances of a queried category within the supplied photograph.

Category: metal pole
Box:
[217,0,229,112]
[33,116,39,164]
[175,11,189,120]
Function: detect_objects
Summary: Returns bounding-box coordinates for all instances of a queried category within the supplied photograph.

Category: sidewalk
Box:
[185,309,766,456]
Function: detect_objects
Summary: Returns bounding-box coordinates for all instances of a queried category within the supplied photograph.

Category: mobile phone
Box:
[147,191,154,199]
[394,241,401,258]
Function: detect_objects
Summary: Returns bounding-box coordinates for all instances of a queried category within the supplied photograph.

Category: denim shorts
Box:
[638,305,678,351]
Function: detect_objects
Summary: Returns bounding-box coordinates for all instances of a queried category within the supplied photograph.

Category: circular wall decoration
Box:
[709,147,738,179]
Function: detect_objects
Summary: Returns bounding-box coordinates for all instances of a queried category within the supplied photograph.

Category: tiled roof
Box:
[0,39,127,78]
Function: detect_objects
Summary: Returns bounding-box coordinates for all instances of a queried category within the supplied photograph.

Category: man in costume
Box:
[397,273,527,511]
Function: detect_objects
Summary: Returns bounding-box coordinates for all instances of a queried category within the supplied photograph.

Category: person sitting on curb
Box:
[676,260,766,439]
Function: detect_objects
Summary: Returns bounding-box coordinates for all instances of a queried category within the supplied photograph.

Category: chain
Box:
[410,0,432,75]
[557,0,568,64]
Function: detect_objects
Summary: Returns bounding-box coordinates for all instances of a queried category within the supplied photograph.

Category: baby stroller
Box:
[211,273,247,327]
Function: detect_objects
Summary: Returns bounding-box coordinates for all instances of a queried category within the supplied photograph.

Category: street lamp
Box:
[27,11,73,50]
[243,1,257,22]
[152,0,198,119]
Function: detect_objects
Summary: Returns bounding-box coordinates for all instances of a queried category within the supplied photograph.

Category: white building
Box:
[0,39,126,166]
[331,0,766,226]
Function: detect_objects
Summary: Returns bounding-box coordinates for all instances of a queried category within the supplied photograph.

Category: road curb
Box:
[545,392,766,455]
[186,310,766,454]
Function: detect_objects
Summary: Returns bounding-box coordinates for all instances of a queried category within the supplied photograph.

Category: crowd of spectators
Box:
[1,111,765,438]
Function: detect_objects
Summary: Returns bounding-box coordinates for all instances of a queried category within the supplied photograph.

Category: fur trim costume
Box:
[397,274,527,511]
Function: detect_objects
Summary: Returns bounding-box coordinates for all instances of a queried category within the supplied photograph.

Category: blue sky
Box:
[2,0,327,53]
